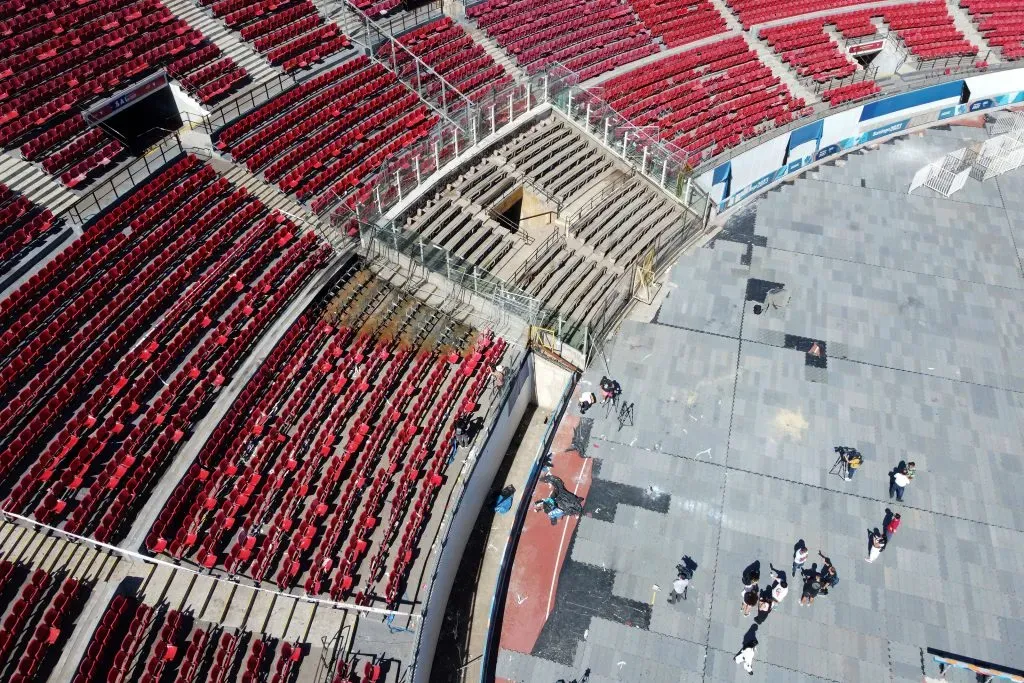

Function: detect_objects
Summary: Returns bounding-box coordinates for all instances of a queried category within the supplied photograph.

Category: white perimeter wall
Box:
[701,67,1024,213]
[411,353,536,683]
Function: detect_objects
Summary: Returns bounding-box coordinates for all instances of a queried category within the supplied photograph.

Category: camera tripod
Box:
[829,453,848,480]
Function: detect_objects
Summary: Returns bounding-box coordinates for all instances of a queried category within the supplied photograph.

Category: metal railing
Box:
[318,0,474,127]
[509,227,564,287]
[809,65,879,94]
[689,60,1022,174]
[550,62,711,222]
[60,134,187,226]
[204,72,301,132]
[326,74,543,225]
[563,170,636,229]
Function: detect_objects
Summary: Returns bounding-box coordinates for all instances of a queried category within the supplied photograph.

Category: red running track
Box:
[498,413,594,655]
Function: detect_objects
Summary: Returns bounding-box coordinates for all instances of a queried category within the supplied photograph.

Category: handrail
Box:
[317,0,475,127]
[478,367,577,683]
[564,170,636,230]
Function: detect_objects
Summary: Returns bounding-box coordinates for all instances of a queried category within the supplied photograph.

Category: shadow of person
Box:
[742,624,759,648]
[681,555,698,573]
[742,560,760,583]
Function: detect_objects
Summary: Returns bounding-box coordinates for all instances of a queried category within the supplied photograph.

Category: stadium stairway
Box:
[739,31,820,105]
[943,0,1000,63]
[161,0,286,86]
[705,0,819,103]
[0,153,80,220]
[213,158,324,232]
[456,18,531,83]
[120,251,351,553]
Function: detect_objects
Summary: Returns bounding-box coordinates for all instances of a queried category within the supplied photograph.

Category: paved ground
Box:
[496,120,1024,682]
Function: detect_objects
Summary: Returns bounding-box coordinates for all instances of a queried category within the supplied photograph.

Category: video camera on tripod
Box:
[830,446,861,479]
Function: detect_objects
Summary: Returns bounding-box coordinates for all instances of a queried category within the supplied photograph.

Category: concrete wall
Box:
[534,353,574,411]
[703,67,1024,214]
[412,353,536,683]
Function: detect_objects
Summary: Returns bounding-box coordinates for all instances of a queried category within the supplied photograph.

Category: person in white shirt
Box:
[734,635,758,675]
[667,575,689,603]
[793,543,808,579]
[768,566,789,603]
[889,464,911,501]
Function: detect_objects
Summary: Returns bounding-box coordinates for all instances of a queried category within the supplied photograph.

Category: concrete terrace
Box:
[494,119,1024,682]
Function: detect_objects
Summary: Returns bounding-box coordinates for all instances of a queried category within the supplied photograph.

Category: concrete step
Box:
[944,0,1001,63]
[161,0,284,85]
[740,31,819,104]
[214,158,321,225]
[455,16,529,83]
[0,152,80,218]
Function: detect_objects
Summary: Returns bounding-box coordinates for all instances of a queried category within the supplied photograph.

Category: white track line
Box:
[544,456,590,620]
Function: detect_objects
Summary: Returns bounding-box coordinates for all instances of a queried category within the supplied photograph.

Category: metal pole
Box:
[567,90,573,118]
[375,186,383,213]
[434,140,440,171]
[490,105,495,136]
[455,127,460,156]
[661,158,668,187]
[508,91,514,120]
[586,103,591,131]
[604,119,610,146]
[685,177,692,205]
[395,170,402,202]
[543,75,549,103]
[642,146,648,174]
[415,156,421,186]
[446,252,451,280]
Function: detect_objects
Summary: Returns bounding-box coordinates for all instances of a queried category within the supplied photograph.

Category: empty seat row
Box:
[201,0,353,73]
[0,0,247,186]
[0,183,64,268]
[961,0,1024,60]
[603,36,809,164]
[631,0,729,47]
[0,154,332,543]
[145,262,506,605]
[467,0,657,79]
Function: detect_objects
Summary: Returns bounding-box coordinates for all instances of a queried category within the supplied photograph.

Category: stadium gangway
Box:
[317,0,475,130]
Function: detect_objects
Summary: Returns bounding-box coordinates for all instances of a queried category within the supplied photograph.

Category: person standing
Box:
[844,449,863,481]
[599,376,621,404]
[800,568,822,606]
[667,573,689,603]
[818,551,839,595]
[866,529,887,562]
[754,592,773,624]
[793,543,808,579]
[890,464,910,501]
[768,567,788,603]
[885,513,901,542]
[578,391,597,414]
[734,636,758,675]
[742,585,759,617]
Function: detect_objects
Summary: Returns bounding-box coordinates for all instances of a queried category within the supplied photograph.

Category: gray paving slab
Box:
[499,123,1024,682]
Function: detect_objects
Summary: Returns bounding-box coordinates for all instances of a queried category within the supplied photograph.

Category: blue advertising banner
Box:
[715,84,1024,212]
[788,119,824,153]
[859,80,964,122]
